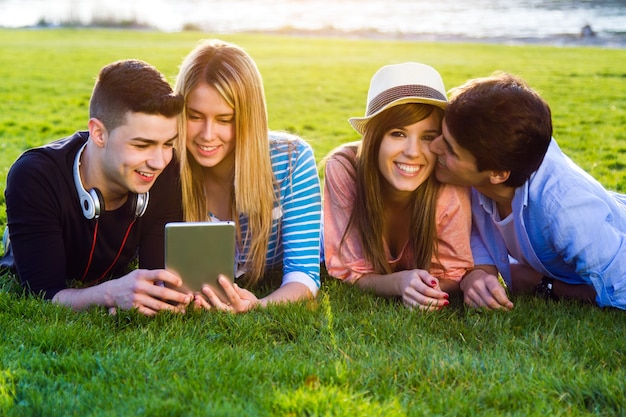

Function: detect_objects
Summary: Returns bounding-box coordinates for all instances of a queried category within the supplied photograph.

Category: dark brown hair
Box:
[89,59,183,131]
[445,72,552,187]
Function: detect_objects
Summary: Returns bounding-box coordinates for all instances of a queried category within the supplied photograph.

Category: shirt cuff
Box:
[282,271,319,297]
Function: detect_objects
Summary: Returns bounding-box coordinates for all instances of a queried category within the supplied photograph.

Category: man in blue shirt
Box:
[430,72,626,310]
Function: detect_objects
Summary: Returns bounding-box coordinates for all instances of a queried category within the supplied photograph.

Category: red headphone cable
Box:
[81,218,137,285]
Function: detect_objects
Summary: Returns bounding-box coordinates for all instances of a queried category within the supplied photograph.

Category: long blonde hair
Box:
[338,103,443,274]
[174,39,276,285]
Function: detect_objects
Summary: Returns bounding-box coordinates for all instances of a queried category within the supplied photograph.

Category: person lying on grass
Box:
[0,59,192,316]
[323,62,473,311]
[174,39,322,313]
[429,72,626,310]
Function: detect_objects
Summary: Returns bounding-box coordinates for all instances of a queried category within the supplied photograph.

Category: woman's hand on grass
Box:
[400,269,450,311]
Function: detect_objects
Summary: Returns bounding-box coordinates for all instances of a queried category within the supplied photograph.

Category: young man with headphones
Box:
[1,59,193,316]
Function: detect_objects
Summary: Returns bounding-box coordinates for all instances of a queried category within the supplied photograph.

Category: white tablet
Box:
[164,221,236,303]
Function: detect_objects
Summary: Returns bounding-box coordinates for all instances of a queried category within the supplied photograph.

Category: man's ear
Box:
[489,170,511,185]
[87,118,107,148]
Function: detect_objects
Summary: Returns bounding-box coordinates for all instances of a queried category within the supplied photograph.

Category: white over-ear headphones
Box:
[73,142,149,219]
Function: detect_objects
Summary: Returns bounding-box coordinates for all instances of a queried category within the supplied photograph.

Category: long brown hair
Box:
[339,103,443,274]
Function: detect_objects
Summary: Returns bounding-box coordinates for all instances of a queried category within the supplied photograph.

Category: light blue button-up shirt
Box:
[471,139,626,309]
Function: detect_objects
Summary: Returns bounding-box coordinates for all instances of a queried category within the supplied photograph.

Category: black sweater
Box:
[1,131,182,299]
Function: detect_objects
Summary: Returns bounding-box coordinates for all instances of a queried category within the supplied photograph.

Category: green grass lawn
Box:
[1,29,625,416]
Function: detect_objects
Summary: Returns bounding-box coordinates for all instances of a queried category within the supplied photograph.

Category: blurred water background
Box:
[1,0,625,46]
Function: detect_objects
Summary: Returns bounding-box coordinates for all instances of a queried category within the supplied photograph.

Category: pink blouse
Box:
[323,145,473,283]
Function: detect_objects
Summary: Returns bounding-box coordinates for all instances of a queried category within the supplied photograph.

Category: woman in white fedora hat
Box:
[322,62,473,311]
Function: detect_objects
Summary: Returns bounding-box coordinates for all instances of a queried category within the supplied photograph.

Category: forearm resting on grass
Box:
[198,277,313,313]
[510,263,596,304]
[354,269,450,310]
[461,266,514,310]
[260,281,313,307]
[52,269,191,316]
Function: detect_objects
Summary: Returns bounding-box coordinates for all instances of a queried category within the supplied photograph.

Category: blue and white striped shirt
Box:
[235,132,322,295]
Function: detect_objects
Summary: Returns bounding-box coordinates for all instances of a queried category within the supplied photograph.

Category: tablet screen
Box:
[164,221,235,303]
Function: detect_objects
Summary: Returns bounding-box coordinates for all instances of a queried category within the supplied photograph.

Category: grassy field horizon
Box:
[1,29,625,416]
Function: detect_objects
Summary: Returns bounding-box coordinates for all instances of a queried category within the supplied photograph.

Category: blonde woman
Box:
[174,39,322,313]
[323,63,473,310]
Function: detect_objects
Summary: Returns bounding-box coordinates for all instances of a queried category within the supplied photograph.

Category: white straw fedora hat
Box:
[349,62,448,135]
